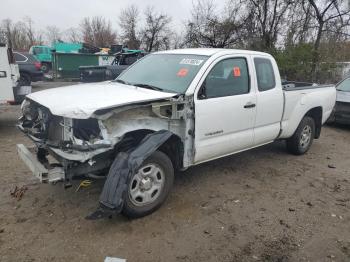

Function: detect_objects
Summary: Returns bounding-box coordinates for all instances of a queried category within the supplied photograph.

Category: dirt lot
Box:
[0,82,349,262]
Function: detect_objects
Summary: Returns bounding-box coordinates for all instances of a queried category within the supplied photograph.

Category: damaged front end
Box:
[17,95,194,186]
[18,100,115,184]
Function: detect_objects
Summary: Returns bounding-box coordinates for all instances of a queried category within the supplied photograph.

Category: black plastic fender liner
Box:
[86,130,173,220]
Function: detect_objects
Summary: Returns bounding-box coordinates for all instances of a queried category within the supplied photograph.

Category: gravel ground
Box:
[0,81,349,262]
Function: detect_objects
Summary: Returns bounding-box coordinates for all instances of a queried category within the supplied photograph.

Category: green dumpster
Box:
[52,52,114,80]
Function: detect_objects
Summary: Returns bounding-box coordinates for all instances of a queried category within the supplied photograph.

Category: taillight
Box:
[34,62,41,70]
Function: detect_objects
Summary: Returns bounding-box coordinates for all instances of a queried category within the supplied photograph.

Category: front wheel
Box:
[122,150,174,218]
[286,116,315,155]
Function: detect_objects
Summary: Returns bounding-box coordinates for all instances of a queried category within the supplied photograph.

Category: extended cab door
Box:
[194,55,257,163]
[252,56,284,145]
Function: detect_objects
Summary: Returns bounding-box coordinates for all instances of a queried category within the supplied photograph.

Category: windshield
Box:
[337,77,350,92]
[117,53,209,93]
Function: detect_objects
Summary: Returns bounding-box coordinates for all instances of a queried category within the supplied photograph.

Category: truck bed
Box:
[280,84,336,139]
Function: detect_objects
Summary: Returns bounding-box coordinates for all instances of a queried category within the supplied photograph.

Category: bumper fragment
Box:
[17,144,65,183]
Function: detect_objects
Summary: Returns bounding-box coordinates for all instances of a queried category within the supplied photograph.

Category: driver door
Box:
[194,56,257,163]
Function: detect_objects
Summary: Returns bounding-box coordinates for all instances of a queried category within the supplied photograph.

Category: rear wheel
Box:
[286,116,315,155]
[122,150,174,218]
[41,63,50,73]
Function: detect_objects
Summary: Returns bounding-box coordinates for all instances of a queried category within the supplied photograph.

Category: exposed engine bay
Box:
[17,96,194,185]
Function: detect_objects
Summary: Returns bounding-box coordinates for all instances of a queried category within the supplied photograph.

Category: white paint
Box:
[193,53,256,163]
[26,81,176,119]
[279,86,336,138]
[251,54,284,145]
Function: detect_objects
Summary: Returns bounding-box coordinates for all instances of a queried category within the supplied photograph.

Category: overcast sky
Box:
[1,0,212,33]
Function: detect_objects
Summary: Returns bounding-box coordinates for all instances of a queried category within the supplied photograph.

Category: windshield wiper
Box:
[132,83,163,91]
[113,79,129,85]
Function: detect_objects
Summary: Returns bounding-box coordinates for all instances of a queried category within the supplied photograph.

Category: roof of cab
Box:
[156,48,271,57]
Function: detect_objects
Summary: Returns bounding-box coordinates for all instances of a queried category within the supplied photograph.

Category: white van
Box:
[0,43,21,104]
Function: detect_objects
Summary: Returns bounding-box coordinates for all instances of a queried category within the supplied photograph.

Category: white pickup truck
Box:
[17,48,336,218]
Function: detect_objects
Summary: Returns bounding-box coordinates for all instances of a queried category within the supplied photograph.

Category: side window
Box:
[202,58,249,99]
[254,57,276,91]
[14,53,27,62]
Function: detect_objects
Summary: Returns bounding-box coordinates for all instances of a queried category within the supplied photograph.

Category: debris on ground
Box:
[104,257,126,262]
[328,164,336,169]
[75,180,92,192]
[10,186,28,201]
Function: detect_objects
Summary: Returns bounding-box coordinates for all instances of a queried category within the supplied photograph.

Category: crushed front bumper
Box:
[17,144,65,183]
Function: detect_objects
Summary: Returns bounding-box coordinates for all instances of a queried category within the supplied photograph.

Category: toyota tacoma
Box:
[17,48,336,218]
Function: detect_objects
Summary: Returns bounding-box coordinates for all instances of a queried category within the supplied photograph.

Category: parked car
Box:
[79,50,146,82]
[13,51,43,86]
[328,76,350,124]
[17,48,336,219]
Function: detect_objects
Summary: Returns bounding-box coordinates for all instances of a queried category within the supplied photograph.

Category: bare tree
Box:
[0,18,42,50]
[65,27,81,43]
[119,5,141,49]
[184,0,244,48]
[23,16,37,46]
[243,0,294,51]
[46,25,61,44]
[304,0,350,80]
[80,16,116,47]
[141,7,172,52]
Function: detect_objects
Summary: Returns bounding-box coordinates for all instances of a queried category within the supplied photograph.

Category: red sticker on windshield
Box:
[233,67,241,77]
[177,68,189,77]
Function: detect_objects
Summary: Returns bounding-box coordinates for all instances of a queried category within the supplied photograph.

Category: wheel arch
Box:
[305,106,322,138]
[114,129,184,170]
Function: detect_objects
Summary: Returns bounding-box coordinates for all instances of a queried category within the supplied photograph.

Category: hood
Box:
[26,82,176,119]
[336,90,350,103]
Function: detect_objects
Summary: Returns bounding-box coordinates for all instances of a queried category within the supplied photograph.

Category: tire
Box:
[286,116,315,155]
[41,63,50,73]
[19,73,31,86]
[122,150,174,218]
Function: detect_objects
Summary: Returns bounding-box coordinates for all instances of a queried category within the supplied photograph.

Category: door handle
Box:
[244,102,256,109]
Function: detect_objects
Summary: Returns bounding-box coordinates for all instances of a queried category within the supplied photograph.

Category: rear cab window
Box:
[254,57,276,91]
